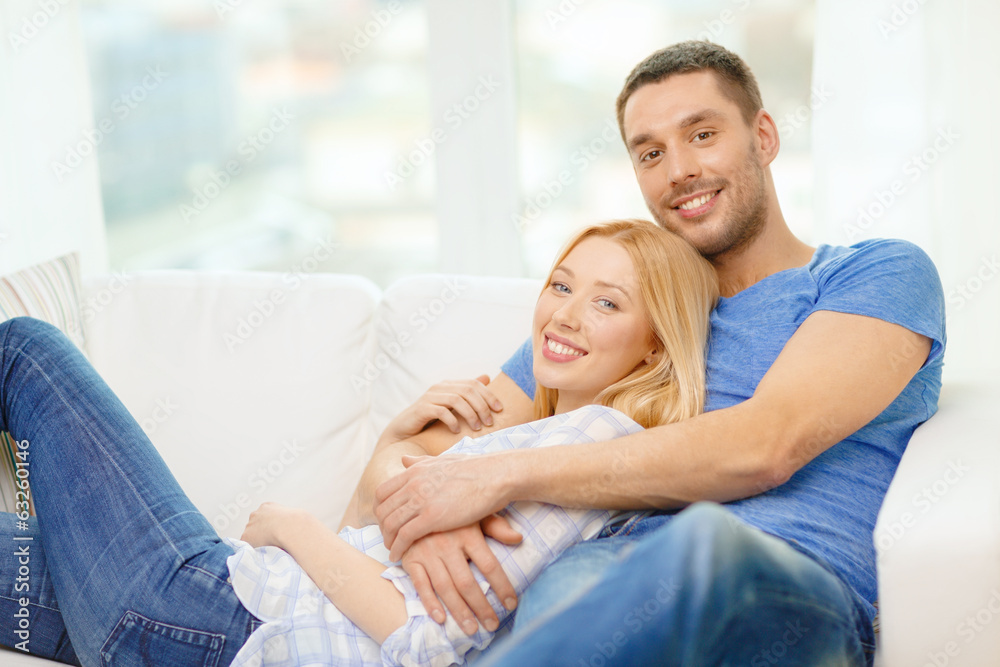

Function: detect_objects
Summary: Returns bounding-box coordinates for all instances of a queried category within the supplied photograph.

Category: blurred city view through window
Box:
[81,0,815,286]
[81,0,434,285]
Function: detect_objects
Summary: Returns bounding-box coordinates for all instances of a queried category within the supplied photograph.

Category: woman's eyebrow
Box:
[553,265,573,277]
[595,280,632,303]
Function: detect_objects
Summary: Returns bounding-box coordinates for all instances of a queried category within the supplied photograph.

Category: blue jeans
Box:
[479,502,876,666]
[0,317,258,665]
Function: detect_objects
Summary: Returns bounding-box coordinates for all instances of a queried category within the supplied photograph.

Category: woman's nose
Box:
[552,298,582,329]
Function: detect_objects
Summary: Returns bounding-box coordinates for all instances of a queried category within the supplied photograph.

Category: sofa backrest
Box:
[83,270,381,537]
[82,270,539,538]
[365,274,540,462]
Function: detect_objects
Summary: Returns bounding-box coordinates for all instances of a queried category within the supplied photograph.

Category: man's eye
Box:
[641,150,662,162]
[694,131,713,141]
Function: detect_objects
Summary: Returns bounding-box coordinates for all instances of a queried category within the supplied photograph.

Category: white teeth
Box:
[546,337,585,356]
[678,192,715,210]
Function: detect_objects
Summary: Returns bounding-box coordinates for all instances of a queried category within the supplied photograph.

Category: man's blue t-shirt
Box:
[500,239,946,625]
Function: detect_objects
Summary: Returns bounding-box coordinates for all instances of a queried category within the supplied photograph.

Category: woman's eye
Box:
[551,282,570,293]
[597,298,618,310]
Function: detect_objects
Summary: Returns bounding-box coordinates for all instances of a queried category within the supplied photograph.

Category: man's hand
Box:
[376,452,512,560]
[401,514,522,635]
[378,375,503,447]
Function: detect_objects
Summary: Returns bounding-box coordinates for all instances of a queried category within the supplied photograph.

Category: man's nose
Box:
[667,144,701,186]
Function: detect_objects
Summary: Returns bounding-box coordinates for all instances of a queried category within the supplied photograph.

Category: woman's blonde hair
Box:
[533,219,719,428]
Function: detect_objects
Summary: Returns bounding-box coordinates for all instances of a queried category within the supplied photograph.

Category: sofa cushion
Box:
[82,270,381,537]
[366,274,541,462]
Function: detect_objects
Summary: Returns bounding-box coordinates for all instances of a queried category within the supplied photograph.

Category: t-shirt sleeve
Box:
[811,239,946,367]
[500,337,535,399]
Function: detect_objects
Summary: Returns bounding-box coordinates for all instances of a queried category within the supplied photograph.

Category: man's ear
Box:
[754,108,780,167]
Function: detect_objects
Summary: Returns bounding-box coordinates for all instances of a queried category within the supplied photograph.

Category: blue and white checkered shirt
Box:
[226,404,644,666]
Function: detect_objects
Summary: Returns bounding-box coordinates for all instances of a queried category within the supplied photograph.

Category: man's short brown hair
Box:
[615,41,764,142]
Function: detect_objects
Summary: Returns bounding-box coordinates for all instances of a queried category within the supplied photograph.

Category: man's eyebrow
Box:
[627,132,653,153]
[627,109,725,153]
[677,108,724,130]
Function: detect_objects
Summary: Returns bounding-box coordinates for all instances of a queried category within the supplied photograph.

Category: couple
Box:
[0,41,944,666]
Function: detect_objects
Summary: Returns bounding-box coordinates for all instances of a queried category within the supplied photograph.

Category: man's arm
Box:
[376,311,932,558]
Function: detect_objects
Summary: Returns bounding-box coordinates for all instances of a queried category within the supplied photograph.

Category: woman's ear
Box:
[644,349,657,365]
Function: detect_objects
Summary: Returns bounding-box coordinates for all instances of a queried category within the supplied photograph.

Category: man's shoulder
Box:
[808,237,941,297]
[810,237,933,273]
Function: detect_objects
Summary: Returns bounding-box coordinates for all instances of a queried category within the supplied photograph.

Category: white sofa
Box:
[2,270,996,666]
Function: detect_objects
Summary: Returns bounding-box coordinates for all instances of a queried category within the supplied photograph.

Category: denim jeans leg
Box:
[0,317,257,665]
[480,501,872,667]
[513,537,636,631]
[0,515,80,665]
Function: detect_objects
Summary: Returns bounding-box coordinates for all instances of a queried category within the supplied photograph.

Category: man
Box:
[353,41,945,665]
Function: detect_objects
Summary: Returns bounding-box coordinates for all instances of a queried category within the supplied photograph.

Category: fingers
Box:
[406,561,447,625]
[375,500,405,551]
[401,530,503,635]
[376,461,444,553]
[419,403,461,433]
[465,535,518,616]
[389,515,432,561]
[456,379,503,426]
[374,476,412,547]
[445,547,500,633]
[423,378,503,431]
[432,389,487,431]
[414,548,483,634]
[480,513,523,546]
[374,470,407,506]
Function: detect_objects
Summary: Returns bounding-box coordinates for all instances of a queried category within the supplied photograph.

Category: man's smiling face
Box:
[623,70,769,261]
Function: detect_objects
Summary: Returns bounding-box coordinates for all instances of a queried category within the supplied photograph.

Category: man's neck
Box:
[711,221,815,298]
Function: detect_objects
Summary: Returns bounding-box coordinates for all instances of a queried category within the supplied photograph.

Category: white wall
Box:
[812,0,1000,375]
[0,0,107,276]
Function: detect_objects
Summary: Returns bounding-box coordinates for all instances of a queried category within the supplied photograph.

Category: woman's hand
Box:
[378,375,504,446]
[240,502,311,550]
[400,515,522,635]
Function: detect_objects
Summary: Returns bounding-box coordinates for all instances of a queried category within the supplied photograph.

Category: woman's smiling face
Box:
[532,236,656,413]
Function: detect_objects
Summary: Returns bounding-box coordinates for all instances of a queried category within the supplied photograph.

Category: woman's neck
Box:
[553,392,594,415]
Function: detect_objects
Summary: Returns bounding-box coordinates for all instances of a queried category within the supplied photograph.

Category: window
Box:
[82,0,815,284]
[81,0,434,286]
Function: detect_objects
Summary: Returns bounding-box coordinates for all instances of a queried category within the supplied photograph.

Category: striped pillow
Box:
[0,252,86,515]
[0,252,85,349]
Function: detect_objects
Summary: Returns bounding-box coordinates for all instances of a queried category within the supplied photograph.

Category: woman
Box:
[0,219,716,666]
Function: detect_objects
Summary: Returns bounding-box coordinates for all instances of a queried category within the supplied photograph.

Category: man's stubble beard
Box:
[650,145,769,263]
